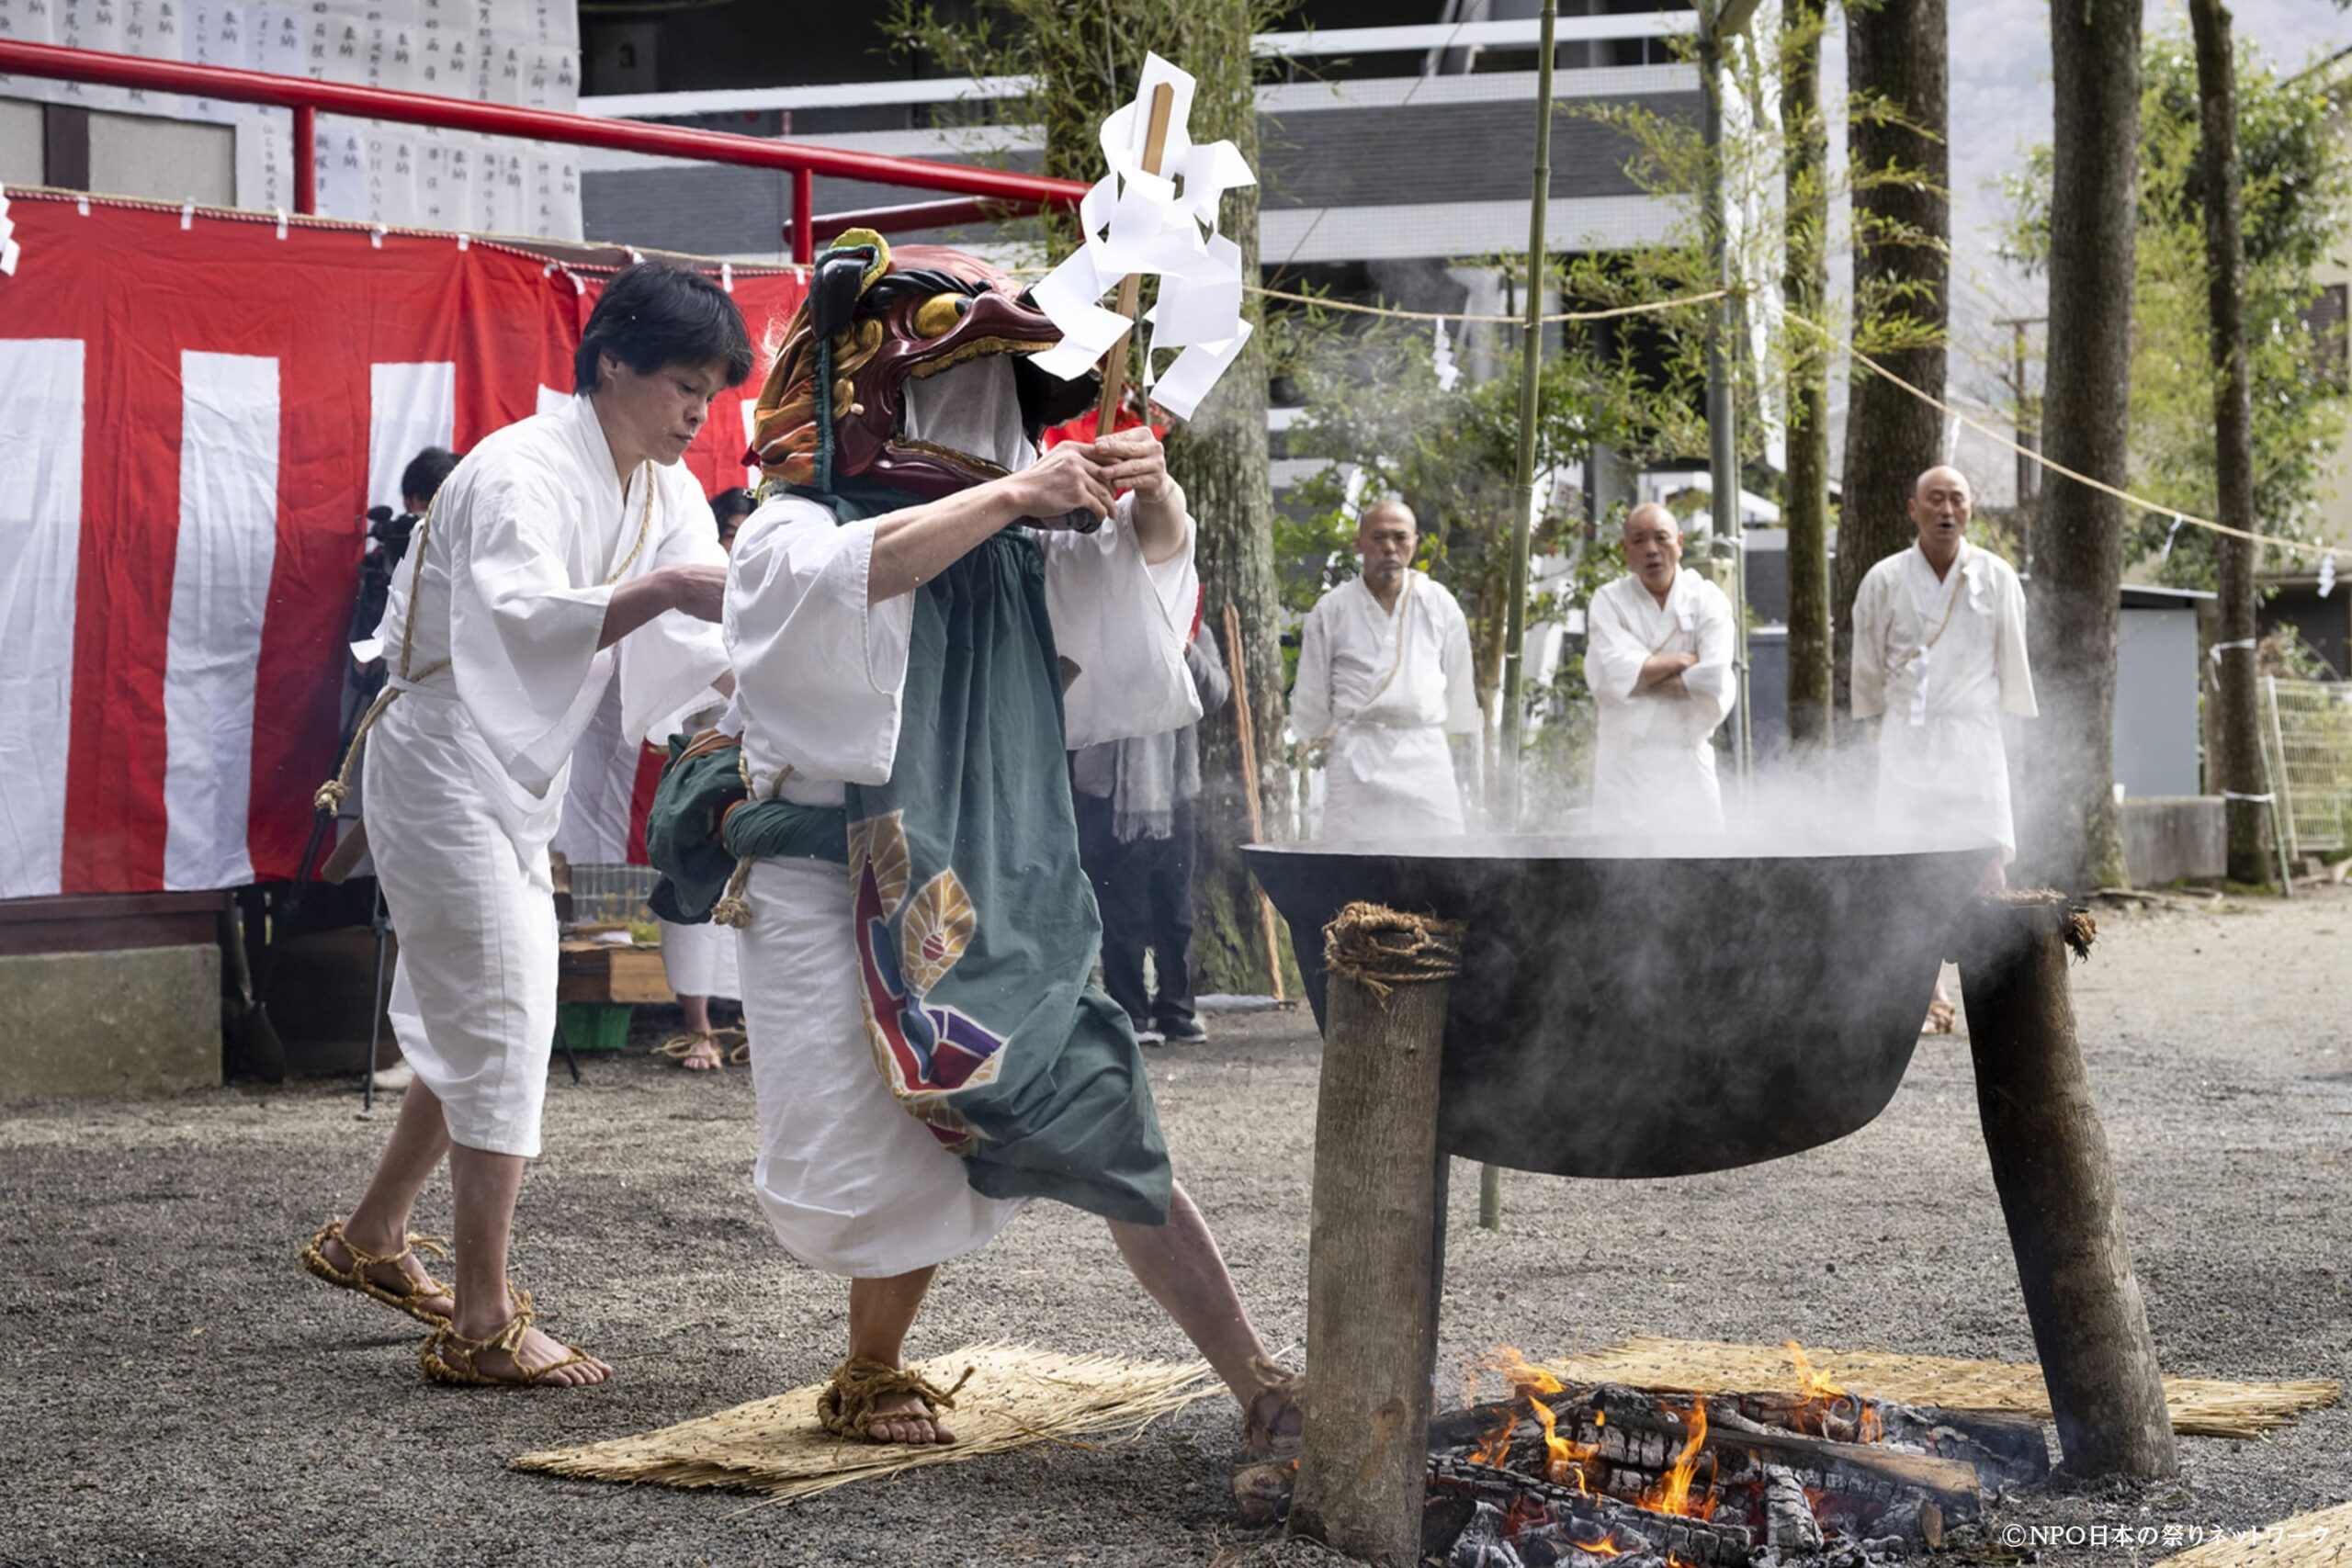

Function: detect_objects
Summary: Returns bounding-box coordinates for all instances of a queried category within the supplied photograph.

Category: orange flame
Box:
[1644,1399,1715,1518]
[1576,1540,1623,1558]
[1484,1347,1596,1489]
[1788,1339,1883,1443]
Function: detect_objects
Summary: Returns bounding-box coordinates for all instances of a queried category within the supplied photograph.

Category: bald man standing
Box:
[1849,467,2036,864]
[1293,500,1481,839]
[1584,503,1738,831]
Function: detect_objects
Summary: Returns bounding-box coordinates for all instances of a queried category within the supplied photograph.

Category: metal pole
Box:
[293,105,317,216]
[0,39,1091,213]
[1700,10,1748,784]
[792,167,816,265]
[1487,0,1557,1235]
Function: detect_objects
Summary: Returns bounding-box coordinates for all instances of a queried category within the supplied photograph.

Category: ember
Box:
[1416,1354,2051,1568]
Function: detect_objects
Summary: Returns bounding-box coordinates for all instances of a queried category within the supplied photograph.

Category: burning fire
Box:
[1483,1348,1600,1491]
[1641,1398,1716,1519]
[1787,1339,1883,1443]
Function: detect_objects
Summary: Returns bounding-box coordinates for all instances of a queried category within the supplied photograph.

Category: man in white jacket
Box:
[1584,503,1737,832]
[1293,501,1481,839]
[1849,465,2036,1031]
[300,263,749,1386]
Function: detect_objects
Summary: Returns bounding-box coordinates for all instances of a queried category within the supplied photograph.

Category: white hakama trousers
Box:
[658,916,739,1000]
[1875,711,2018,863]
[364,694,563,1158]
[737,857,1026,1279]
[1323,724,1464,840]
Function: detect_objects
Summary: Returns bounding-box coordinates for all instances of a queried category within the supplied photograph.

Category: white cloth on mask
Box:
[1849,539,2036,860]
[1293,571,1479,840]
[1583,568,1737,832]
[366,394,729,1156]
[723,357,1199,1277]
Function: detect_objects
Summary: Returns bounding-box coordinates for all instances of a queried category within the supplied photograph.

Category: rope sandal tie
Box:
[1242,1354,1306,1460]
[714,1026,752,1066]
[418,1290,598,1388]
[299,1218,454,1325]
[651,1031,725,1068]
[816,1357,975,1440]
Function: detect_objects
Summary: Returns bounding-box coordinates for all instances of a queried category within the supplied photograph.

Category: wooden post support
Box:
[1290,903,1463,1567]
[1956,893,2179,1480]
[1222,602,1287,1002]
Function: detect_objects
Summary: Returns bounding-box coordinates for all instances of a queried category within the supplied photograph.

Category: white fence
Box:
[2263,676,2352,859]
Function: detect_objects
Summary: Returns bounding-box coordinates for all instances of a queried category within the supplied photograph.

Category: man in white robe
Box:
[1850,465,2036,1029]
[720,245,1297,1459]
[1584,503,1738,832]
[301,263,751,1386]
[1292,500,1481,839]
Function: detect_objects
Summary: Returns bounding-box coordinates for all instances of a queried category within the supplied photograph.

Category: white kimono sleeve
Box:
[447,467,620,795]
[1849,569,1891,722]
[724,502,915,784]
[1438,595,1482,736]
[619,477,733,746]
[1583,585,1648,705]
[1679,583,1738,730]
[1995,567,2039,718]
[1291,603,1335,745]
[1043,494,1203,749]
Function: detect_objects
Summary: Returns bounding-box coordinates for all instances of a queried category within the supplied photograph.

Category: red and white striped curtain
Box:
[0,195,804,898]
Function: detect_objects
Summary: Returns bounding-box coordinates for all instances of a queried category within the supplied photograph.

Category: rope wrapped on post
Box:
[1321,901,1464,1009]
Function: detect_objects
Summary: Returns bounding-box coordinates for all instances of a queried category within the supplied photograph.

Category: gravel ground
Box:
[3,886,2346,1568]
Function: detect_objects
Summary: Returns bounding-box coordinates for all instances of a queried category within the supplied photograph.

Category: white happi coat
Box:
[722,493,1200,1279]
[367,394,728,1156]
[1583,569,1737,832]
[1849,540,2037,860]
[1293,571,1480,840]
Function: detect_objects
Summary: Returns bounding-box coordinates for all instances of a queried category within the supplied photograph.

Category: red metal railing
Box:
[0,39,1089,263]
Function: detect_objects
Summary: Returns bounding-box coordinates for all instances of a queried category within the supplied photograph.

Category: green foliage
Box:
[2000,28,2351,584]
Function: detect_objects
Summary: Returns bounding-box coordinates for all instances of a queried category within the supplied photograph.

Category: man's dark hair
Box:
[573,261,755,394]
[400,446,459,509]
[710,487,758,526]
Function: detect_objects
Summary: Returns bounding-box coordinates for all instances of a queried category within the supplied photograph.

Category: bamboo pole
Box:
[1093,82,1177,433]
[1484,0,1557,1234]
[1224,603,1287,1003]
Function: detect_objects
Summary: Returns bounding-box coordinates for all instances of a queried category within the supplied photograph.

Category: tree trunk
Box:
[2030,0,2141,892]
[1956,896,2177,1479]
[1829,0,1949,721]
[1289,907,1458,1566]
[1781,0,1834,754]
[1034,3,1288,992]
[2189,0,2273,886]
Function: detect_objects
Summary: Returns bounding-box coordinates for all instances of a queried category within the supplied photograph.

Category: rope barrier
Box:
[1776,306,2339,562]
[1247,283,1729,325]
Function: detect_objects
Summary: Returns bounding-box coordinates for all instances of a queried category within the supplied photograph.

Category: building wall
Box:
[2115,604,2203,797]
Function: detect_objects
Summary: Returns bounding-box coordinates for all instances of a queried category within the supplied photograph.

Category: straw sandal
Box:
[816,1357,974,1441]
[716,1026,751,1066]
[1241,1356,1305,1459]
[1923,997,1957,1035]
[300,1218,453,1325]
[418,1290,601,1388]
[652,1031,726,1071]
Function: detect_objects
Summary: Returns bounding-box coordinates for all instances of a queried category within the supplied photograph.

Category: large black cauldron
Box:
[1244,835,1992,1180]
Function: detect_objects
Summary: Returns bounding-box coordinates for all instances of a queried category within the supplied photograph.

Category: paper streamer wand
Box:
[1093,82,1178,434]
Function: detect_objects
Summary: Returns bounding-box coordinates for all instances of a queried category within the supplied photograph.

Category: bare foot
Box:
[659,1032,725,1073]
[862,1388,956,1444]
[321,1226,453,1320]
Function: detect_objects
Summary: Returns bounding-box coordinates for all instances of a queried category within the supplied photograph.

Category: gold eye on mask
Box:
[914,293,967,339]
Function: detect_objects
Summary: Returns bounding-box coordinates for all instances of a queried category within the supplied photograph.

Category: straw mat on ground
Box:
[1540,1337,2339,1439]
[511,1342,1218,1501]
[2154,1500,2352,1568]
